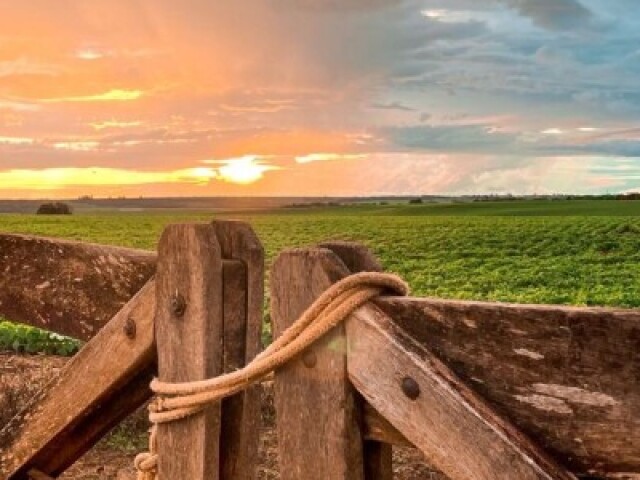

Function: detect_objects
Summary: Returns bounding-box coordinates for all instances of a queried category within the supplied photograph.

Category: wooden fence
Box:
[0,220,638,480]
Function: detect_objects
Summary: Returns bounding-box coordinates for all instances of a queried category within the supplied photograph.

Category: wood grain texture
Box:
[347,304,577,480]
[271,248,364,480]
[155,224,223,480]
[375,296,640,478]
[362,403,411,448]
[319,241,392,480]
[0,233,155,340]
[26,470,54,480]
[213,220,263,480]
[0,281,156,479]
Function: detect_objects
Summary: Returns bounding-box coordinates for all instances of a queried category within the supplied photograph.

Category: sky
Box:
[1,0,639,198]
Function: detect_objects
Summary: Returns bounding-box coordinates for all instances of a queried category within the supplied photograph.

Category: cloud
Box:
[499,0,594,30]
[0,135,34,145]
[386,124,517,153]
[0,167,217,190]
[0,58,61,77]
[1,0,640,198]
[369,101,415,112]
[42,89,144,103]
[295,153,366,164]
[90,120,143,130]
[53,141,100,152]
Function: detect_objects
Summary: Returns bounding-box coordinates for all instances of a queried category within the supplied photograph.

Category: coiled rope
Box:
[135,271,409,479]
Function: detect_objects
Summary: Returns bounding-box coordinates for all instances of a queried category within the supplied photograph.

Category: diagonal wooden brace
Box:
[0,280,156,479]
[0,233,155,340]
[346,302,577,480]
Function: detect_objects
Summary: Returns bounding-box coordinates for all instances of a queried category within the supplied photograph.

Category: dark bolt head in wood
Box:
[302,350,317,368]
[401,376,420,400]
[123,317,136,339]
[170,292,187,317]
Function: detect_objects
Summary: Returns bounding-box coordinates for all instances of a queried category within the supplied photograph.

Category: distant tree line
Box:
[470,193,640,202]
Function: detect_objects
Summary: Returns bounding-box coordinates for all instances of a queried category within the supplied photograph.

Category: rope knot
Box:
[134,427,158,480]
[150,397,164,414]
[134,452,157,473]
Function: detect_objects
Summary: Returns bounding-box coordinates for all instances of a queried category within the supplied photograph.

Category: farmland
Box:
[2,199,640,477]
[2,199,640,309]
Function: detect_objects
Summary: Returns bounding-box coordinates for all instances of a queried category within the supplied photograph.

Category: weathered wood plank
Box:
[347,304,577,480]
[375,296,640,478]
[271,248,364,480]
[0,281,156,479]
[155,224,224,480]
[0,233,155,340]
[362,403,411,448]
[213,220,264,480]
[319,241,392,480]
[26,469,54,480]
[219,260,262,479]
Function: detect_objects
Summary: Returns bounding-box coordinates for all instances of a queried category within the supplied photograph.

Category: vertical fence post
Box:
[155,221,263,480]
[270,246,367,480]
[213,220,264,479]
[155,224,225,480]
[318,242,393,480]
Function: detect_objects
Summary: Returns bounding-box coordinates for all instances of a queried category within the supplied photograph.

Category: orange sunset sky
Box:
[1,1,639,198]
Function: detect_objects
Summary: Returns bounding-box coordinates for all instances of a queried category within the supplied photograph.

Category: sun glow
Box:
[203,155,280,184]
[0,158,279,191]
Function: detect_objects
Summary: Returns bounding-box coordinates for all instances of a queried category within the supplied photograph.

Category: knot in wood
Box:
[169,292,187,317]
[123,317,136,339]
[302,350,317,368]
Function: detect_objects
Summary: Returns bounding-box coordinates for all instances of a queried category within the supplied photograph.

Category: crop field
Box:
[2,200,640,312]
[1,199,640,475]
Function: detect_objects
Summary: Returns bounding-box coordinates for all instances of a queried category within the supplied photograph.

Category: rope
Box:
[135,271,409,479]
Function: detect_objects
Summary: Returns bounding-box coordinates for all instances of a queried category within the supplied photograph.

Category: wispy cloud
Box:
[0,167,219,190]
[0,136,34,145]
[42,89,144,103]
[52,141,100,152]
[296,153,366,164]
[90,120,143,130]
[0,58,61,77]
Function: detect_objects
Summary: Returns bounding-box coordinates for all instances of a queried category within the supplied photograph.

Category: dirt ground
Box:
[1,352,444,479]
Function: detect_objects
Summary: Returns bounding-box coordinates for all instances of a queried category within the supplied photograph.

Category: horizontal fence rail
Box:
[375,296,640,476]
[0,233,155,340]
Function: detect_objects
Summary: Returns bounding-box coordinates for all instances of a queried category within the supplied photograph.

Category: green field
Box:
[2,199,640,310]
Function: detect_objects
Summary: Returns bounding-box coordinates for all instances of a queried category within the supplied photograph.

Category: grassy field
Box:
[2,199,640,310]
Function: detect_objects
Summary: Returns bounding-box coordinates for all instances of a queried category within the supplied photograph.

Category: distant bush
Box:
[36,202,72,215]
[409,198,423,204]
[284,201,342,209]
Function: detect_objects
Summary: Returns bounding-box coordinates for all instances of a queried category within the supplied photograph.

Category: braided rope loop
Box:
[135,271,409,478]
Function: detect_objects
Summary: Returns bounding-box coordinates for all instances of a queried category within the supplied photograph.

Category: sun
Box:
[211,155,279,185]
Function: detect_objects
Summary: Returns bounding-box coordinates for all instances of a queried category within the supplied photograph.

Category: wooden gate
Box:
[0,220,638,479]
